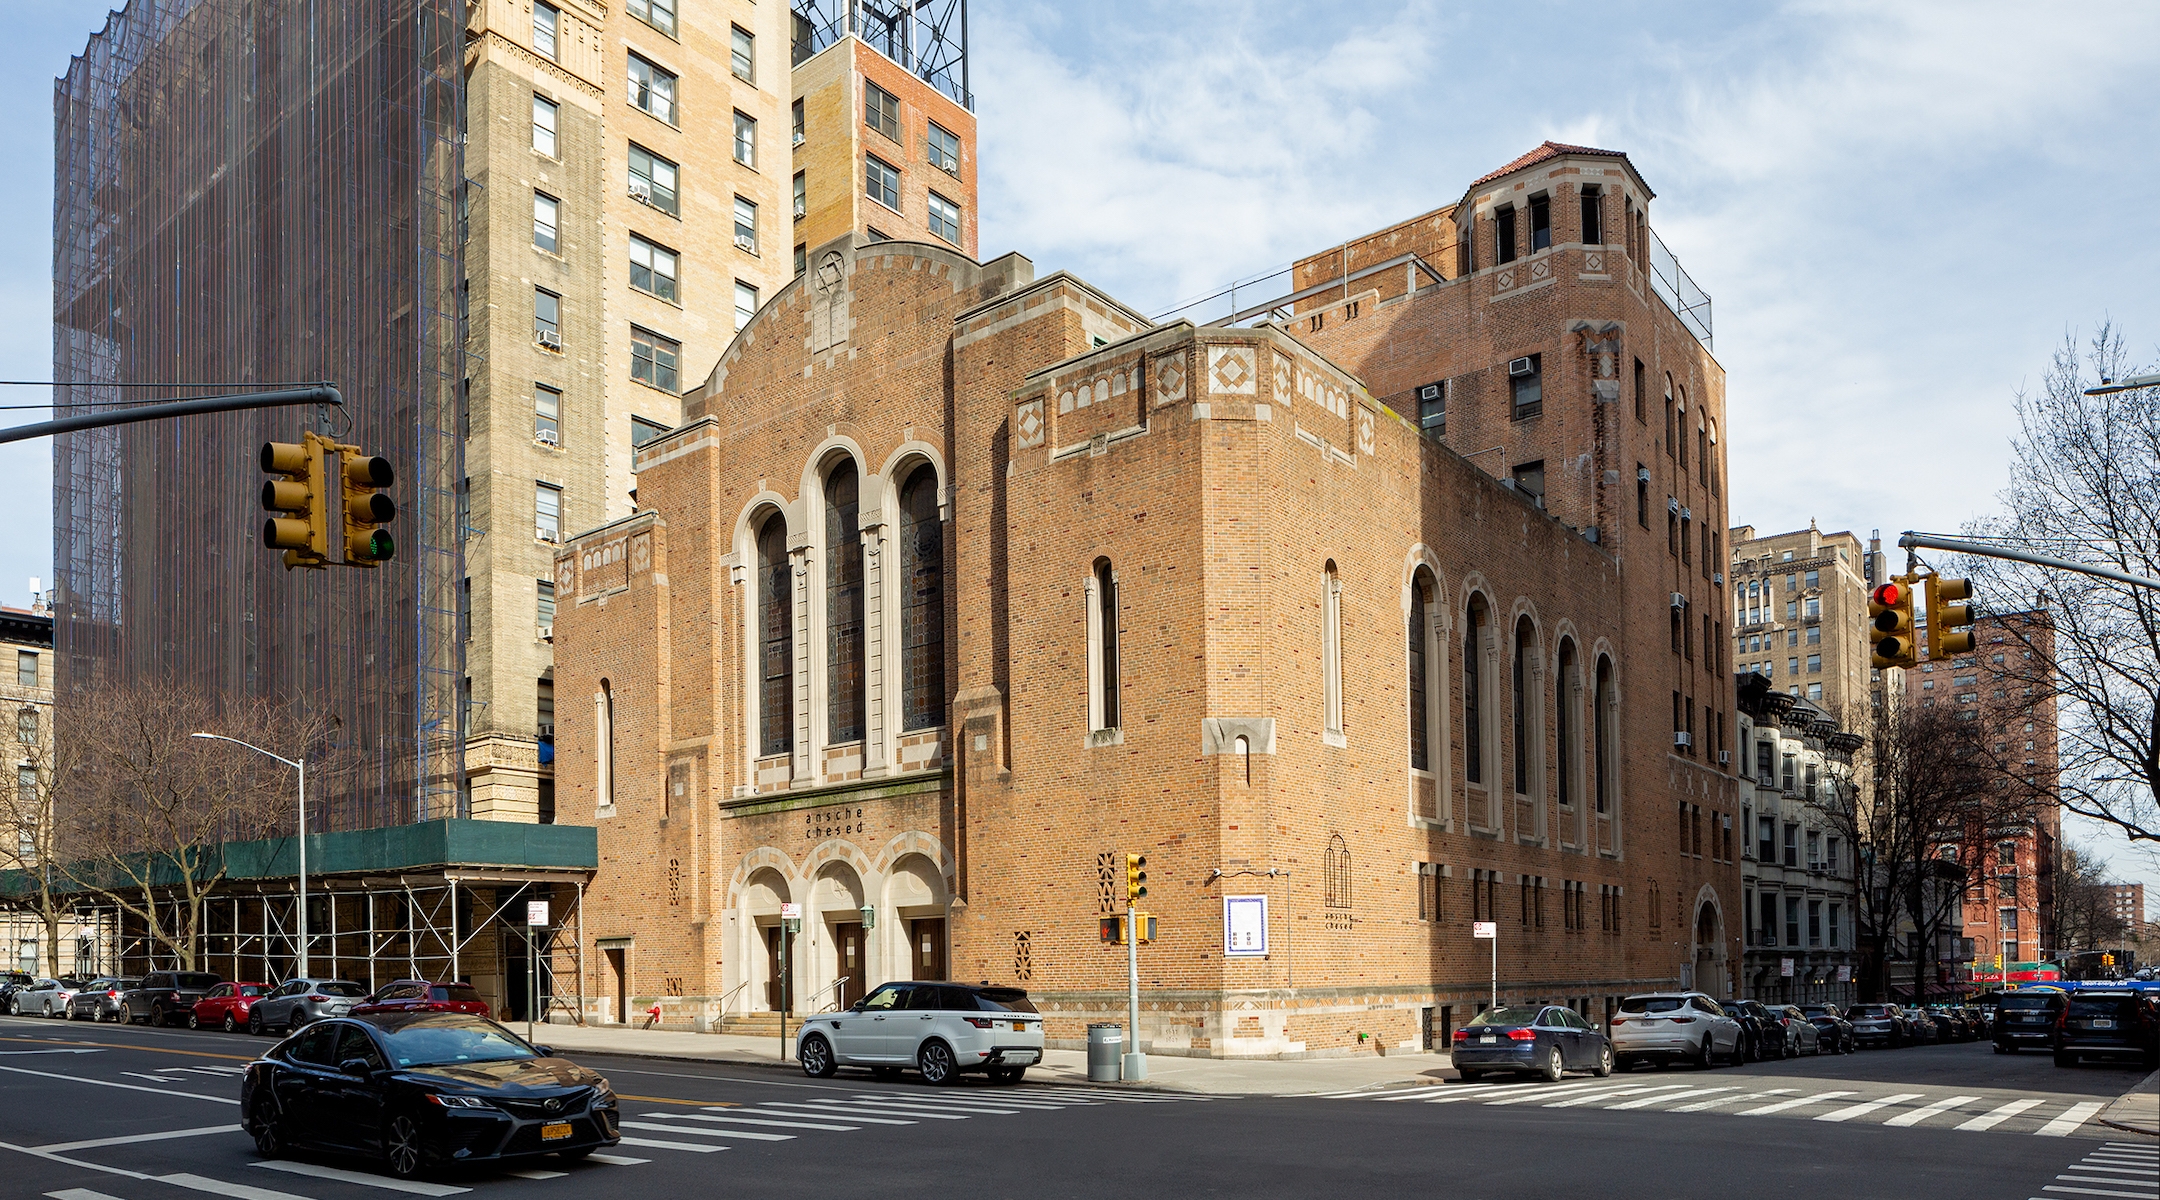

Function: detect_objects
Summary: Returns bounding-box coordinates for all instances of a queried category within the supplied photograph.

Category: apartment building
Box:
[1727,523,1881,731]
[1736,675,1862,1006]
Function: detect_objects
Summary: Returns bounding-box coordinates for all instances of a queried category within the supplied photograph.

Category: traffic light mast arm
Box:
[1899,532,2160,592]
[0,384,341,445]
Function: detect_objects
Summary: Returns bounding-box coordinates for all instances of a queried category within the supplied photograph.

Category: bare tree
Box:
[1965,325,2160,846]
[2049,839,2129,976]
[0,713,90,977]
[54,678,335,971]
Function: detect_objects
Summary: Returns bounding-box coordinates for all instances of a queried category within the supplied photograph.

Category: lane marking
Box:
[2036,1102,2108,1138]
[652,1112,859,1132]
[1671,1088,1792,1113]
[2063,1166,2160,1176]
[1882,1095,1982,1128]
[1814,1093,1925,1123]
[0,1035,254,1064]
[1483,1081,1623,1107]
[584,1154,650,1165]
[848,1094,1066,1113]
[729,1105,916,1126]
[505,1170,568,1180]
[1542,1084,1693,1109]
[1413,1083,1553,1104]
[0,1049,107,1056]
[614,1093,730,1108]
[159,1171,315,1200]
[788,1100,972,1120]
[47,1192,131,1200]
[616,1136,727,1153]
[36,1125,243,1153]
[124,1073,186,1084]
[1956,1098,2045,1131]
[0,1064,238,1103]
[1736,1090,1857,1117]
[253,1161,470,1195]
[620,1120,792,1143]
[2041,1186,2160,1198]
[1606,1086,1737,1110]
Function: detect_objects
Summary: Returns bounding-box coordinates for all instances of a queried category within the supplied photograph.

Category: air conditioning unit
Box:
[536,329,563,350]
[536,429,559,446]
[1681,506,1693,521]
[538,625,553,642]
[1718,750,1731,765]
[792,131,805,147]
[1637,466,1651,483]
[1673,732,1692,748]
[793,201,807,219]
[537,526,559,543]
[1668,496,1680,514]
[1507,356,1535,377]
[735,234,757,252]
[629,180,653,203]
[1713,572,1724,586]
[1670,592,1688,609]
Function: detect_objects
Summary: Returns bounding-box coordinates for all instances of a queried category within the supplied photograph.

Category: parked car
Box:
[1846,1003,1907,1048]
[124,971,225,1027]
[240,1013,619,1178]
[1772,1005,1823,1055]
[191,982,271,1032]
[1722,998,1781,1061]
[11,976,86,1017]
[248,978,370,1035]
[2054,989,2160,1069]
[1994,990,2066,1054]
[1446,1004,1614,1082]
[1901,1007,1940,1043]
[352,980,491,1017]
[795,981,1045,1084]
[1801,1004,1855,1054]
[1610,992,1746,1070]
[1921,1006,1970,1043]
[67,977,139,1022]
[0,971,35,1008]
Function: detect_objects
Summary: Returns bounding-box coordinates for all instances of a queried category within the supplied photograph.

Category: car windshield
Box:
[1468,1006,1545,1027]
[316,982,368,998]
[970,988,1039,1014]
[1999,995,2057,1010]
[380,1021,536,1068]
[2067,998,2131,1019]
[432,985,484,1004]
[1619,996,1687,1014]
[237,985,268,997]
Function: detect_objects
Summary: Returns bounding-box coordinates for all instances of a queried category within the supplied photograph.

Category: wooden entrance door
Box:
[833,923,865,1008]
[605,948,627,1024]
[909,918,947,981]
[765,925,788,1013]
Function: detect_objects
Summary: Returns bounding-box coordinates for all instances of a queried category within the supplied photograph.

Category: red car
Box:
[351,979,490,1016]
[189,982,269,1032]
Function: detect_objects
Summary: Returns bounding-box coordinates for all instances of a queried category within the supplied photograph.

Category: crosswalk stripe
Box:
[1670,1089,1791,1113]
[1483,1081,1621,1107]
[1607,1086,1737,1110]
[2036,1102,2107,1137]
[2064,1166,2160,1176]
[504,1171,568,1180]
[1544,1084,1693,1108]
[1362,1084,1462,1101]
[1882,1094,1983,1127]
[1737,1091,1857,1117]
[585,1153,650,1165]
[657,1112,860,1132]
[36,1125,243,1153]
[158,1172,315,1200]
[853,1093,1072,1111]
[616,1136,728,1153]
[621,1120,792,1143]
[1413,1084,1551,1104]
[252,1160,470,1196]
[1956,1098,2045,1131]
[796,1100,984,1119]
[2042,1185,2160,1198]
[1814,1093,1925,1123]
[46,1191,130,1200]
[736,1105,918,1126]
[1023,1089,1190,1102]
[2100,1143,2159,1152]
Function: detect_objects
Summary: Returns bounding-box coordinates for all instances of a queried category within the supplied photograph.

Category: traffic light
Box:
[261,433,331,569]
[341,452,397,566]
[1926,575,1976,659]
[1125,853,1148,904]
[1868,578,1917,669]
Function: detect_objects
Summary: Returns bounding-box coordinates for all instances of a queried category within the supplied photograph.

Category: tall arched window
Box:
[1322,562,1343,737]
[825,460,865,744]
[756,514,792,756]
[1408,577,1430,772]
[1594,656,1614,815]
[595,679,615,809]
[1556,639,1577,810]
[1513,617,1535,796]
[1663,374,1675,458]
[1464,595,1488,785]
[1088,559,1119,732]
[898,465,944,731]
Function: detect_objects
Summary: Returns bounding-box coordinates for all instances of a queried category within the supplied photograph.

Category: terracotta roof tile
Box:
[1467,140,1637,191]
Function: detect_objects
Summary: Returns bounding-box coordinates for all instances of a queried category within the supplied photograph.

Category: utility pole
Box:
[1123,853,1148,1082]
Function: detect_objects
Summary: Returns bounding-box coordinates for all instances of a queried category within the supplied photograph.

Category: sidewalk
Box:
[522,1021,1451,1096]
[2097,1067,2159,1137]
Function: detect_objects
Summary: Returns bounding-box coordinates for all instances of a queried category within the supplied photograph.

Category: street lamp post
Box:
[192,733,307,977]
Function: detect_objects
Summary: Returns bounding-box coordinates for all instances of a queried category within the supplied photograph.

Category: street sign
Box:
[1472,921,1497,939]
[1836,965,1851,982]
[780,902,802,919]
[1780,957,1794,977]
[526,900,549,926]
[1224,895,1268,956]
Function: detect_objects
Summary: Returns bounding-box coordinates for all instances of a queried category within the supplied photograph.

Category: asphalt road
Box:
[1,1013,2151,1200]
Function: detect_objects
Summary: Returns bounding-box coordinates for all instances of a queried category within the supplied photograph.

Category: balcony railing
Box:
[1648,228,1713,349]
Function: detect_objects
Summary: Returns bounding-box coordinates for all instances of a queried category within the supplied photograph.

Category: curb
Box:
[2094,1066,2160,1138]
[541,1039,1201,1095]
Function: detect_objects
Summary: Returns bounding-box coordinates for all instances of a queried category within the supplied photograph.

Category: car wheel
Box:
[1594,1045,1614,1078]
[1695,1037,1713,1070]
[248,1010,264,1036]
[186,1012,200,1030]
[383,1113,428,1179]
[223,1013,238,1034]
[5,997,15,1015]
[799,1034,837,1079]
[251,1116,283,1159]
[1539,1045,1565,1083]
[988,1066,1026,1084]
[917,1040,958,1086]
[1456,1068,1484,1082]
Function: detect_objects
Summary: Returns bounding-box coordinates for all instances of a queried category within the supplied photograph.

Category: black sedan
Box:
[1801,1004,1855,1054]
[241,1013,619,1179]
[1450,1004,1614,1082]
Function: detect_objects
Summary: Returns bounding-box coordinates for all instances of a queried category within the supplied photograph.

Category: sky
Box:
[2,1,2155,906]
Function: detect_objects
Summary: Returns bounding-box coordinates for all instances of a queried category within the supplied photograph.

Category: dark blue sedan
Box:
[1451,1004,1614,1082]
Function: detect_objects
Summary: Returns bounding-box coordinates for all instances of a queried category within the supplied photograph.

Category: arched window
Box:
[825,460,865,744]
[1663,374,1675,459]
[1464,595,1488,785]
[898,465,945,731]
[1556,639,1577,810]
[1513,617,1535,796]
[756,514,792,756]
[1088,559,1119,732]
[1594,656,1615,816]
[1322,562,1343,737]
[1408,577,1431,772]
[595,679,615,809]
[1676,391,1689,471]
[1324,833,1351,910]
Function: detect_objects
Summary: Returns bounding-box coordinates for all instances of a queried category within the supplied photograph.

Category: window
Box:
[630,327,679,392]
[733,110,757,168]
[734,195,759,253]
[627,53,676,124]
[535,484,562,542]
[1783,822,1799,868]
[595,681,614,808]
[534,288,561,346]
[1785,895,1801,948]
[1408,577,1431,771]
[532,193,558,253]
[899,466,946,732]
[1511,461,1546,509]
[1804,597,1820,619]
[1807,899,1822,946]
[1632,358,1646,423]
[1807,683,1822,702]
[793,171,806,220]
[791,98,805,145]
[1089,560,1120,733]
[1681,515,1692,564]
[1512,618,1534,795]
[629,235,678,301]
[1593,657,1614,815]
[928,121,961,173]
[1759,891,1778,946]
[794,243,807,277]
[827,460,865,746]
[1999,907,2019,933]
[631,417,668,448]
[1635,465,1648,527]
[1580,184,1603,245]
[629,0,676,36]
[1322,563,1343,738]
[866,155,901,211]
[1807,654,1821,673]
[629,144,679,215]
[538,579,556,628]
[734,281,759,331]
[533,1,558,58]
[1495,205,1517,264]
[1510,354,1542,419]
[1464,596,1488,787]
[1663,377,1675,456]
[1555,641,1577,810]
[534,384,561,442]
[1806,829,1821,866]
[1528,193,1551,252]
[532,95,558,156]
[757,515,792,756]
[15,652,34,688]
[1417,381,1445,434]
[729,23,753,79]
[1826,836,1841,871]
[1807,625,1820,644]
[927,191,961,245]
[865,81,900,141]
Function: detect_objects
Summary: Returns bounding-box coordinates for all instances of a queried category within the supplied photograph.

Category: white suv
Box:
[797,982,1045,1084]
[1610,992,1745,1070]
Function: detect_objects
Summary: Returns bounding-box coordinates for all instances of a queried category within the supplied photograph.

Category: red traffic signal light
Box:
[1869,578,1917,669]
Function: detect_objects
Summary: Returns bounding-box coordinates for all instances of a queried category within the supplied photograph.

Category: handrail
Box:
[717,979,752,1020]
[812,976,851,1014]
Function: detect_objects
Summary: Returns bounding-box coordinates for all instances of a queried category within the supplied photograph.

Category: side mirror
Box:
[533,1045,554,1057]
[339,1058,375,1078]
[849,1001,866,1013]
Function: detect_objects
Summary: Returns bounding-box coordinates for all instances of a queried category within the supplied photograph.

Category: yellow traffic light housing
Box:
[261,433,331,569]
[1927,576,1976,659]
[1125,853,1148,904]
[1868,577,1917,669]
[341,452,398,566]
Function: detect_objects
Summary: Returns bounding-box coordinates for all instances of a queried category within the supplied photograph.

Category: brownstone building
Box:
[552,142,1742,1055]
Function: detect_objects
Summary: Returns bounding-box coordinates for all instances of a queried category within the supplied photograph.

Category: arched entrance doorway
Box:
[1690,887,1729,998]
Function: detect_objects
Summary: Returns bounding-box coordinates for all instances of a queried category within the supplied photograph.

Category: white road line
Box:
[1482,1082,1621,1107]
[1413,1084,1552,1104]
[2036,1102,2108,1137]
[0,1048,107,1056]
[504,1170,567,1180]
[2064,1166,2160,1176]
[0,1064,238,1104]
[252,1161,470,1196]
[158,1171,316,1200]
[1544,1084,1693,1109]
[852,1094,1070,1111]
[1670,1088,1794,1113]
[1814,1093,1925,1123]
[36,1125,243,1153]
[46,1191,129,1200]
[615,1136,727,1153]
[584,1153,650,1165]
[1362,1085,1462,1101]
[731,1105,916,1126]
[2100,1143,2159,1152]
[654,1112,859,1132]
[2042,1185,2160,1198]
[791,1101,974,1120]
[167,1067,245,1077]
[1956,1098,2045,1131]
[122,1073,185,1084]
[1737,1091,1858,1117]
[1607,1086,1737,1110]
[1882,1095,1983,1128]
[620,1120,792,1143]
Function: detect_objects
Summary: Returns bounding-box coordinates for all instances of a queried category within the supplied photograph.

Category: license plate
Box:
[1480,1036,1496,1044]
[1008,1021,1021,1031]
[541,1122,573,1142]
[2092,1019,2113,1029]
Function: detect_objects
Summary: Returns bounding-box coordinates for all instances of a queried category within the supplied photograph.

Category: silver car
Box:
[1610,992,1747,1069]
[66,977,138,1022]
[245,977,368,1035]
[796,981,1045,1084]
[9,977,84,1017]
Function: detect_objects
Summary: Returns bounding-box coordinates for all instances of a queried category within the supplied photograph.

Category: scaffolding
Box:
[792,0,971,110]
[51,0,467,830]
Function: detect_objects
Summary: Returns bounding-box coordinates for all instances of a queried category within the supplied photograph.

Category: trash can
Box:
[1087,1023,1124,1082]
